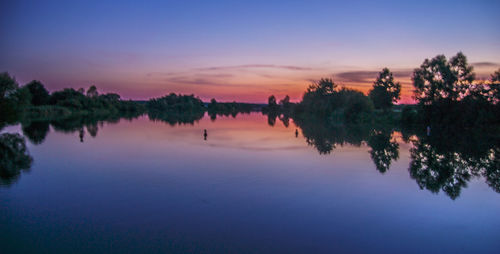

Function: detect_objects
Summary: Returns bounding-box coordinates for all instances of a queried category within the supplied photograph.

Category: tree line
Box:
[0,74,145,125]
[263,52,500,127]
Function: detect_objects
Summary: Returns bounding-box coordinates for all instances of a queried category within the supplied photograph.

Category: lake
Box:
[1,112,499,253]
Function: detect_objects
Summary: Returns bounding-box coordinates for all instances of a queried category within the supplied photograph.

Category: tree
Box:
[492,69,500,82]
[368,130,399,173]
[210,98,217,106]
[25,80,50,105]
[22,121,50,145]
[0,72,19,100]
[412,52,475,104]
[368,68,401,110]
[307,78,336,96]
[268,95,277,107]
[87,85,98,97]
[0,133,33,186]
[489,69,500,104]
[12,87,32,109]
[279,95,290,108]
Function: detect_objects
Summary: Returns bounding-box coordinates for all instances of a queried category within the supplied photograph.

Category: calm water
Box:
[1,113,499,253]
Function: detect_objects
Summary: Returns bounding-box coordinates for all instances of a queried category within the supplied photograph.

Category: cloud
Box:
[148,72,234,78]
[164,76,244,88]
[334,69,413,83]
[471,62,499,68]
[196,64,314,71]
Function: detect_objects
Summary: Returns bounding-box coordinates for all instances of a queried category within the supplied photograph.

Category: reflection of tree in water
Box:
[22,121,50,145]
[484,147,500,193]
[19,113,142,143]
[148,111,205,126]
[86,123,98,137]
[51,115,115,134]
[367,130,399,173]
[266,111,278,127]
[263,111,291,128]
[407,126,500,199]
[293,115,369,154]
[0,133,33,186]
[279,114,290,128]
[293,114,499,199]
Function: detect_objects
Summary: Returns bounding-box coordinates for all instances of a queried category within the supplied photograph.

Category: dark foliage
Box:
[368,68,401,110]
[147,93,205,125]
[401,122,500,199]
[22,121,50,145]
[25,80,50,105]
[207,98,258,120]
[0,133,33,186]
[296,78,374,123]
[367,130,399,173]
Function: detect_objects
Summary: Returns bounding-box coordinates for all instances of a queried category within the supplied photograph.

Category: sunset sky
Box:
[1,0,499,103]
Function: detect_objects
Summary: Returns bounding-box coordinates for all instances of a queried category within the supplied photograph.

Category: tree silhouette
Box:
[412,52,475,104]
[25,80,50,105]
[367,130,399,173]
[368,68,401,110]
[408,139,473,200]
[306,78,336,95]
[267,111,277,126]
[87,85,98,97]
[492,69,500,82]
[293,115,370,154]
[268,95,277,107]
[22,121,50,145]
[405,125,499,199]
[86,123,99,137]
[0,133,33,186]
[0,72,18,100]
[279,95,290,107]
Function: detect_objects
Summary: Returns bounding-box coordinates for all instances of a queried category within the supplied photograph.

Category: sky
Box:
[1,0,499,103]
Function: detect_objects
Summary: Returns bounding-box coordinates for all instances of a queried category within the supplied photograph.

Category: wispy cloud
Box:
[471,62,499,68]
[163,76,245,88]
[334,70,413,83]
[196,64,315,71]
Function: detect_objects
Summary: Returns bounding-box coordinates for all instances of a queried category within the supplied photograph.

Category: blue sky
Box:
[1,0,499,102]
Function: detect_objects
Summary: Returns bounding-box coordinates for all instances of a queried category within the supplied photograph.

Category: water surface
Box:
[1,113,499,253]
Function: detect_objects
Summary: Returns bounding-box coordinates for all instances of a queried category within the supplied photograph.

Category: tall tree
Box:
[0,72,19,100]
[268,95,277,107]
[279,95,291,110]
[489,69,500,104]
[412,52,475,104]
[306,78,336,96]
[87,85,98,97]
[492,69,500,83]
[25,80,50,105]
[368,68,401,110]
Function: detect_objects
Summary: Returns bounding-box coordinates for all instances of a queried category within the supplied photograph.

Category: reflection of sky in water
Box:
[1,113,499,253]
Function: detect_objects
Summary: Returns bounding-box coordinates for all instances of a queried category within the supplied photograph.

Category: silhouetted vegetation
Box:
[47,87,144,117]
[146,93,205,125]
[207,98,260,120]
[368,68,401,111]
[404,125,499,199]
[406,52,499,127]
[261,94,294,127]
[1,51,499,199]
[293,78,374,124]
[367,129,399,174]
[293,114,371,154]
[25,80,50,106]
[0,73,145,135]
[292,113,499,199]
[0,133,33,186]
[22,120,50,145]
